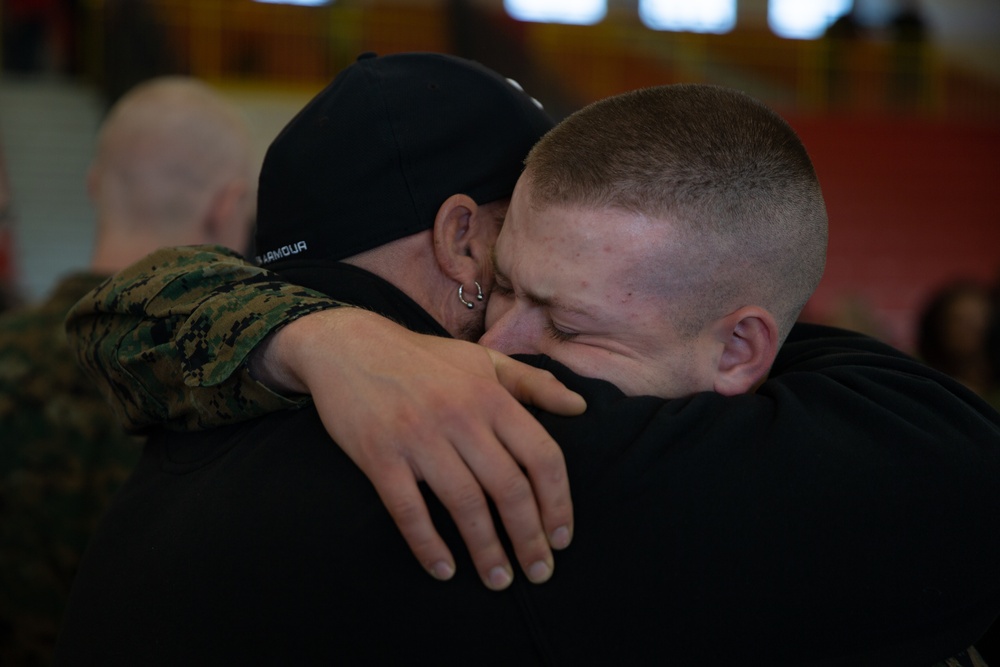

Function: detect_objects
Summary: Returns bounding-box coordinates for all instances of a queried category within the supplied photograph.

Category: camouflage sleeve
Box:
[65,245,345,433]
[933,647,989,667]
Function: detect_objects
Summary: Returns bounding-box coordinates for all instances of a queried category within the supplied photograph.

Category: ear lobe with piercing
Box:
[458,281,484,309]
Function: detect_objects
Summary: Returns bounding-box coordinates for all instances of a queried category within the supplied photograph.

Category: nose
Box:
[479,300,543,355]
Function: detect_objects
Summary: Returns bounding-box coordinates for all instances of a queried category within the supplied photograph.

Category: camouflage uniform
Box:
[942,648,990,667]
[63,246,994,667]
[65,245,344,433]
[0,272,141,666]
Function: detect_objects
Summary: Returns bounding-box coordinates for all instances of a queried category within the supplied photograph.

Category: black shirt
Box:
[55,262,1000,666]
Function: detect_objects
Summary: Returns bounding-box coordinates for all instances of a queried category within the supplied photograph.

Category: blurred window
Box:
[769,0,853,39]
[639,0,736,33]
[504,0,606,25]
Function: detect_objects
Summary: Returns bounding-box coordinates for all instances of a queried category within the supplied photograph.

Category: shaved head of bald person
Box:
[88,76,257,272]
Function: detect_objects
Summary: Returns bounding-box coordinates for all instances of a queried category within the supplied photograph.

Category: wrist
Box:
[248,307,381,396]
[247,324,306,395]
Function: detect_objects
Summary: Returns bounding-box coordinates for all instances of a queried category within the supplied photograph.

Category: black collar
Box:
[274,260,450,338]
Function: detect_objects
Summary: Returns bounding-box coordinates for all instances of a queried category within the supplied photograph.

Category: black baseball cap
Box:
[254,52,554,268]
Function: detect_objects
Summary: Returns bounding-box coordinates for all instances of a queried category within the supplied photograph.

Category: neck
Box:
[89,220,202,275]
[342,232,453,333]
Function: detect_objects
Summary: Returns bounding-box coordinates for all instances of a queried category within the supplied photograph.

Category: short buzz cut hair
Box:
[94,76,255,229]
[523,83,828,343]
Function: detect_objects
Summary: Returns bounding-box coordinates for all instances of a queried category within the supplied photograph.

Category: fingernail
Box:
[487,566,513,590]
[550,525,572,550]
[527,560,552,584]
[430,561,455,581]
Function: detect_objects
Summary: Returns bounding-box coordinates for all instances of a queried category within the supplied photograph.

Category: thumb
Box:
[488,350,587,416]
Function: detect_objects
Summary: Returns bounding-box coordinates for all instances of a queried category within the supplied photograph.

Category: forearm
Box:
[66,245,344,432]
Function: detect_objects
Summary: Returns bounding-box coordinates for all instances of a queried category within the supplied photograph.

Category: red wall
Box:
[786,115,1000,353]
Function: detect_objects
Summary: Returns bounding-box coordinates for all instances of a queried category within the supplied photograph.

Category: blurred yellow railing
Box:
[5,0,997,121]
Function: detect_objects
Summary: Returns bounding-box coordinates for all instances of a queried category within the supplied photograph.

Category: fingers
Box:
[293,320,576,592]
[491,400,574,555]
[419,453,518,591]
[449,419,557,588]
[379,403,568,592]
[358,424,524,592]
[490,352,587,416]
[409,354,574,589]
[366,460,459,583]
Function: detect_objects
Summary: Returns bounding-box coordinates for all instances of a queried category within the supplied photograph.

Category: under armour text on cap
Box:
[254,51,554,267]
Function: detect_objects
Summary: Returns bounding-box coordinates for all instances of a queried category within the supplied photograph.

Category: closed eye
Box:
[544,320,578,342]
[492,281,514,297]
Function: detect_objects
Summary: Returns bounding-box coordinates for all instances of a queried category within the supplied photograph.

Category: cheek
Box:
[546,345,623,387]
[485,293,513,330]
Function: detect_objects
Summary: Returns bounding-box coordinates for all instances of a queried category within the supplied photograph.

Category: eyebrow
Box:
[490,246,593,318]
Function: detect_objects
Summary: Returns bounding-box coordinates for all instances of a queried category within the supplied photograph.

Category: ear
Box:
[710,306,780,396]
[204,180,251,249]
[431,193,484,283]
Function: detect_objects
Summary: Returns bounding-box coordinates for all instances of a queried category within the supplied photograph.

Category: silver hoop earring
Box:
[458,281,483,309]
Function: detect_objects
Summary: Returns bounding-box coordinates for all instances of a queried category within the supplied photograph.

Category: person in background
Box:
[0,139,20,314]
[0,75,256,665]
[917,279,1000,409]
[978,276,1000,666]
[990,273,1000,401]
[917,277,1000,666]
